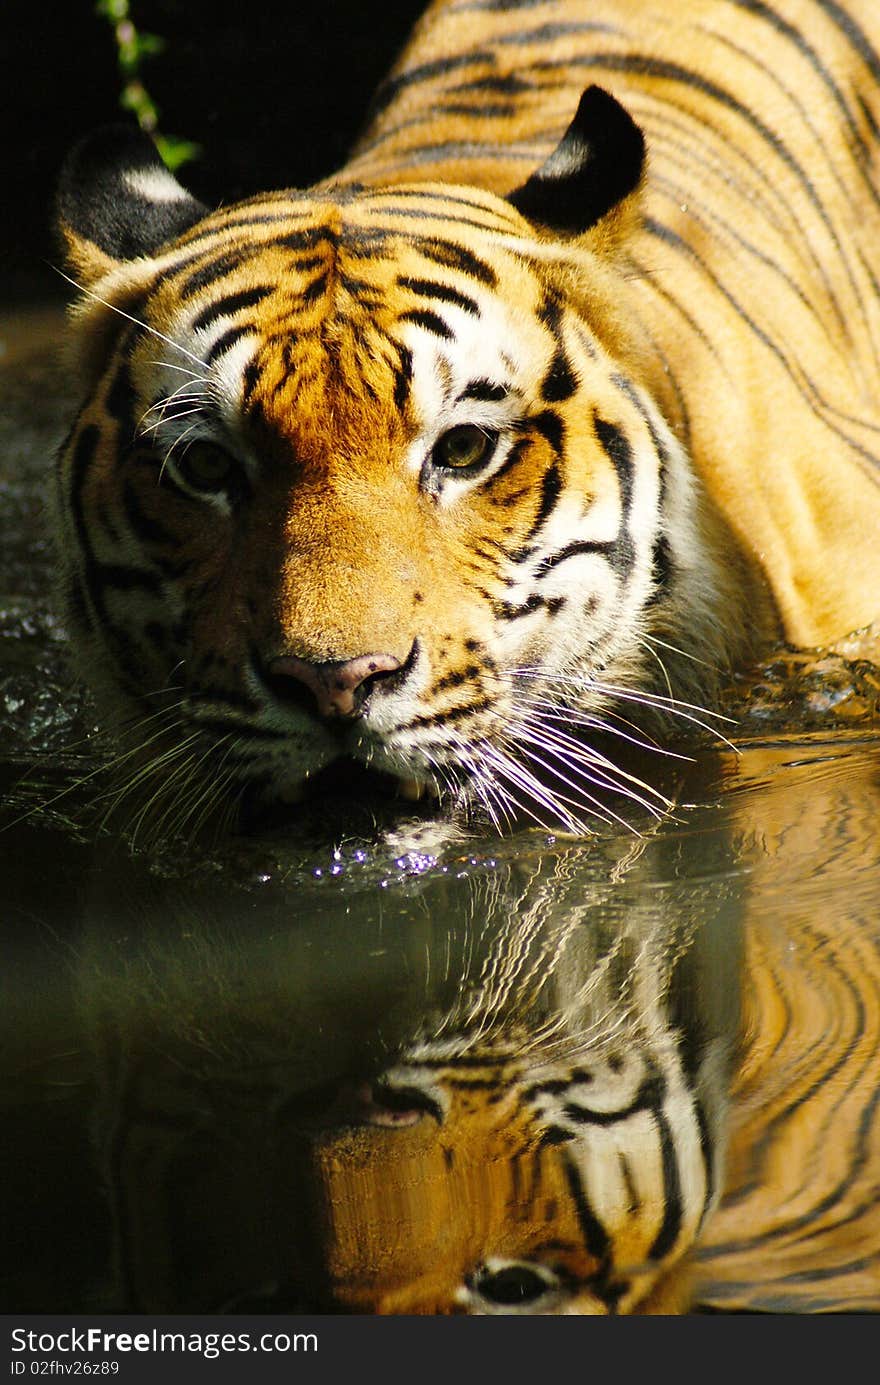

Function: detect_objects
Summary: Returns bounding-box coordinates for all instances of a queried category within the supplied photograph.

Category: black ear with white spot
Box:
[56,124,207,283]
[508,85,645,236]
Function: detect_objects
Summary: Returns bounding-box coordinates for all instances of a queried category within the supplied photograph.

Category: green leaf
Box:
[135,32,165,59]
[155,136,202,173]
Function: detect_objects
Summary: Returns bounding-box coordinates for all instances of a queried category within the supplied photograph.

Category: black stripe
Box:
[430,664,481,695]
[647,1108,685,1261]
[399,307,453,339]
[538,1125,576,1146]
[644,215,880,468]
[359,185,521,224]
[402,697,495,731]
[302,273,329,303]
[648,534,674,599]
[190,286,274,333]
[407,1053,517,1070]
[541,347,578,403]
[594,415,635,516]
[392,343,413,412]
[64,574,93,634]
[693,1097,717,1218]
[856,90,880,141]
[338,270,382,301]
[398,275,480,315]
[530,409,564,454]
[452,72,534,94]
[362,203,514,233]
[485,436,531,488]
[66,461,165,701]
[370,51,498,117]
[496,20,622,46]
[177,250,244,298]
[576,51,852,259]
[815,0,880,82]
[561,1072,666,1126]
[440,100,518,119]
[415,238,499,287]
[610,374,669,468]
[286,253,328,275]
[524,1077,573,1098]
[619,1153,641,1215]
[242,358,262,404]
[275,226,338,253]
[105,357,135,435]
[562,1151,611,1262]
[458,378,509,402]
[494,592,565,620]
[727,0,874,169]
[185,212,316,241]
[204,325,256,366]
[530,460,562,536]
[536,539,616,575]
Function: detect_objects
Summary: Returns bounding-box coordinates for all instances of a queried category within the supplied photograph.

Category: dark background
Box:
[4,1,426,302]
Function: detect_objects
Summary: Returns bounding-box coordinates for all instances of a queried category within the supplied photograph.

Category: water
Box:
[1,308,878,1314]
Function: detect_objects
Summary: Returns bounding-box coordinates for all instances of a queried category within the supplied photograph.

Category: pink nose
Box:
[265,651,404,720]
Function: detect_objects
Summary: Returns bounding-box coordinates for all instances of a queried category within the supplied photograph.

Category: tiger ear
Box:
[56,125,207,286]
[508,86,645,238]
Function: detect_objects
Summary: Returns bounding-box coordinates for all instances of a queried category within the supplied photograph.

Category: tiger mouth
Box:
[280,763,440,806]
[237,754,444,832]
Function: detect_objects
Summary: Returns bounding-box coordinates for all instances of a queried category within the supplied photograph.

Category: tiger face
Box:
[55,93,741,832]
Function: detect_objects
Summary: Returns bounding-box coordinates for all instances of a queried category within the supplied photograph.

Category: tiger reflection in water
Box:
[81,836,741,1315]
[284,908,736,1315]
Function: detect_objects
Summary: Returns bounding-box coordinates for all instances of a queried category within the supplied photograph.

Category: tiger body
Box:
[56,0,880,829]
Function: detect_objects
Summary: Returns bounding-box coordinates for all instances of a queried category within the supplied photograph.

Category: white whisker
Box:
[509,714,673,809]
[498,728,648,832]
[54,265,210,373]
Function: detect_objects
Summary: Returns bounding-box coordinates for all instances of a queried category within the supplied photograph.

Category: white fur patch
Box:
[123,166,191,204]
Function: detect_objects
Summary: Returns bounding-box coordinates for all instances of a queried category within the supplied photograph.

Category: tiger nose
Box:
[264,651,405,721]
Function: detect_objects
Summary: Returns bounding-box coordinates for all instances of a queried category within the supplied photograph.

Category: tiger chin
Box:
[53,88,765,840]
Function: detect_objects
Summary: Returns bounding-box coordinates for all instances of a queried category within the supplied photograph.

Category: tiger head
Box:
[281,1034,718,1315]
[281,893,733,1316]
[54,88,749,833]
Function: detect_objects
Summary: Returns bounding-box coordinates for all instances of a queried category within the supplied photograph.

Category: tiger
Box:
[54,0,880,836]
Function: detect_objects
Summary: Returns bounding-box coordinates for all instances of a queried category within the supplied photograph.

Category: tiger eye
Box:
[474,1264,556,1305]
[434,424,494,471]
[176,441,239,493]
